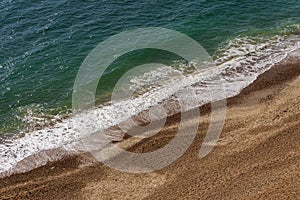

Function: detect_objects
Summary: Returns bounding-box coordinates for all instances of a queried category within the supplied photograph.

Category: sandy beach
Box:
[1,52,300,199]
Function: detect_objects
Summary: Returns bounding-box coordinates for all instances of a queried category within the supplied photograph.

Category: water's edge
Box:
[1,35,300,178]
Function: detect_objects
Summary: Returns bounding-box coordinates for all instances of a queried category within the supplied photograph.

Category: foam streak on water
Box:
[1,35,300,177]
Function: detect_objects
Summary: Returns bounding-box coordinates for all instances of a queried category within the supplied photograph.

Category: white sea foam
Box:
[1,34,300,177]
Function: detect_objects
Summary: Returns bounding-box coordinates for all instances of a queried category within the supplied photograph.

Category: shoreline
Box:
[1,51,300,199]
[2,35,300,177]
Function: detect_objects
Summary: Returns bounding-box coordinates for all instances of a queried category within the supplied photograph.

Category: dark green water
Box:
[1,0,300,134]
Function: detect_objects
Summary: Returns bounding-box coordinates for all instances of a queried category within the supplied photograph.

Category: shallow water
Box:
[1,0,300,134]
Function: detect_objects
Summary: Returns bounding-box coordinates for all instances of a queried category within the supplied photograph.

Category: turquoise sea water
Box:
[1,0,300,135]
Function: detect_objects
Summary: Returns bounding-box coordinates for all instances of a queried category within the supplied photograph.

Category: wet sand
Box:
[1,54,300,199]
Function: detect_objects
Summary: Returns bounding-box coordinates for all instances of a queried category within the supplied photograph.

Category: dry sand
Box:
[1,56,300,199]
